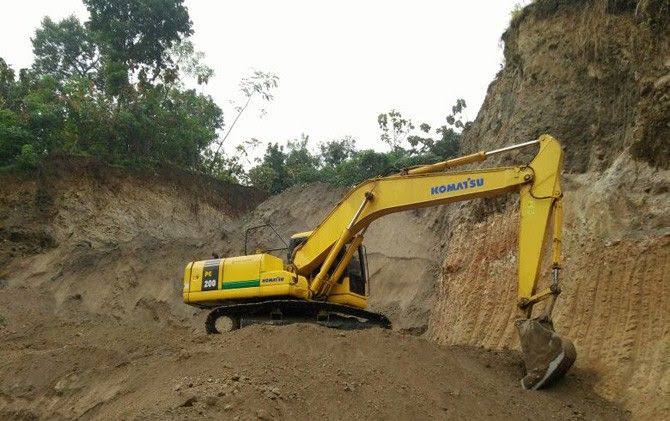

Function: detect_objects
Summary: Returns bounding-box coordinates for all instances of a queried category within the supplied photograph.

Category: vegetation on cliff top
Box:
[1,0,470,193]
[0,1,227,172]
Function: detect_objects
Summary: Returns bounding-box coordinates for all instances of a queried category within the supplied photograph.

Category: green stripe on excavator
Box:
[222,279,260,289]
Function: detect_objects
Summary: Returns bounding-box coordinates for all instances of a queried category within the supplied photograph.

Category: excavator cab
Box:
[289,232,369,308]
[326,244,368,307]
[345,246,367,296]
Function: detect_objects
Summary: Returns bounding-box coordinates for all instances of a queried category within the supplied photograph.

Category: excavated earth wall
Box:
[0,159,266,326]
[427,1,669,418]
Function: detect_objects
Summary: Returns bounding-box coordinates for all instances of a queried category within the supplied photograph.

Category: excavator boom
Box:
[294,135,563,312]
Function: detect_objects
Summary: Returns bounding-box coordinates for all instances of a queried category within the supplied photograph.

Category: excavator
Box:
[182,134,576,390]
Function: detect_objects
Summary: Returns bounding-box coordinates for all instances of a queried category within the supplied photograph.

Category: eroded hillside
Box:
[427,1,669,419]
[0,159,265,327]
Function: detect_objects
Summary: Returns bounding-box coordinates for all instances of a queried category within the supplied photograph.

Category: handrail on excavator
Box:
[402,139,539,175]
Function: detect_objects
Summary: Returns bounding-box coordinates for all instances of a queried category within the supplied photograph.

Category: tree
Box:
[0,59,31,165]
[403,98,470,159]
[0,0,223,173]
[407,122,459,159]
[204,138,260,183]
[246,137,321,194]
[377,109,415,151]
[207,70,279,171]
[84,0,193,89]
[285,137,320,184]
[31,16,99,79]
[0,58,16,106]
[245,98,471,193]
[247,143,289,194]
[445,98,469,130]
[0,109,32,166]
[168,39,214,85]
[319,136,356,166]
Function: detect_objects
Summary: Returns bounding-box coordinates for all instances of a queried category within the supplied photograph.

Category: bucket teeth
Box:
[515,317,576,390]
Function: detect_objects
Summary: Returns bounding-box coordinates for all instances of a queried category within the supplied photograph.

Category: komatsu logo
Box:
[431,178,484,195]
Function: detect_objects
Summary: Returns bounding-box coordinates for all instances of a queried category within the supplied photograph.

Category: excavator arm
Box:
[293,135,563,314]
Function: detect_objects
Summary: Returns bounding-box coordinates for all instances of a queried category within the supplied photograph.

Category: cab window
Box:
[347,246,367,295]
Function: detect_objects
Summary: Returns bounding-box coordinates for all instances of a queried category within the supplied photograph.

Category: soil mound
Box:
[0,321,627,420]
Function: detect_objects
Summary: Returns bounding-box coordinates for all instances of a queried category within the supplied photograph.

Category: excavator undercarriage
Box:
[182,135,576,390]
[204,299,391,333]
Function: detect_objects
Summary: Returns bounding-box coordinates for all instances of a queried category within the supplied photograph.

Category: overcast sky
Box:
[0,0,526,160]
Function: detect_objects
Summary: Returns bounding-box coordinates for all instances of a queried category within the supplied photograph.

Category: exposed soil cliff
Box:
[427,1,669,419]
[0,158,265,325]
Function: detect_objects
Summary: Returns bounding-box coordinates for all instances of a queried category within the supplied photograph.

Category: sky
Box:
[0,0,526,161]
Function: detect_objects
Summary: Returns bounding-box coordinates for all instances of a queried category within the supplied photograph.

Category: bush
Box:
[16,144,40,169]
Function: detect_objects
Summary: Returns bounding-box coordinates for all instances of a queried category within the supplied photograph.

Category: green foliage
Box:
[207,71,279,172]
[2,0,469,190]
[16,144,40,169]
[319,136,356,166]
[247,138,322,194]
[0,108,31,164]
[245,98,470,193]
[1,0,224,172]
[239,71,280,101]
[84,0,192,80]
[32,16,98,79]
[248,143,290,194]
[169,40,214,85]
[377,110,415,151]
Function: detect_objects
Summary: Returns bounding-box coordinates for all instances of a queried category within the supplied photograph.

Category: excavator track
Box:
[205,299,391,333]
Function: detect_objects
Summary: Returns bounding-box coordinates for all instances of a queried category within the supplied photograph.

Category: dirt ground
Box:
[0,316,628,420]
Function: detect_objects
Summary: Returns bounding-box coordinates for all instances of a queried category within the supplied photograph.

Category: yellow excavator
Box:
[182,134,576,390]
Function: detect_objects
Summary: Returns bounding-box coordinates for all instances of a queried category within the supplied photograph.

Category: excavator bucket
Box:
[515,317,576,390]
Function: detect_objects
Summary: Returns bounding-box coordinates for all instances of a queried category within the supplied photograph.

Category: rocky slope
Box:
[426,1,669,419]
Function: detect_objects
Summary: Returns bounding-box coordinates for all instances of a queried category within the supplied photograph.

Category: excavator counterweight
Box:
[182,134,576,390]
